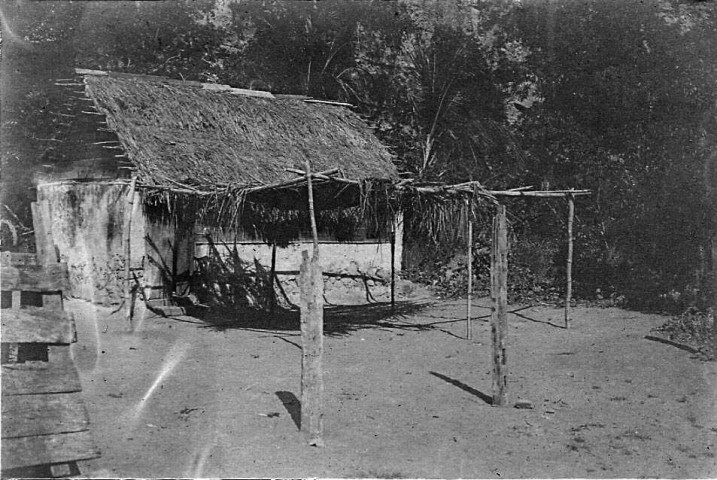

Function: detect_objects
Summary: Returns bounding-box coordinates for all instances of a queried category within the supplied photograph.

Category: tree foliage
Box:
[2,0,716,311]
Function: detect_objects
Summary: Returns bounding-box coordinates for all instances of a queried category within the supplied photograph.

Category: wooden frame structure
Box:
[140,166,589,422]
[102,163,589,428]
[271,169,590,441]
[462,189,589,406]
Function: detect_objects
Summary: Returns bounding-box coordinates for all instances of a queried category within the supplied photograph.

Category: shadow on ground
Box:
[510,307,566,329]
[196,300,435,336]
[276,391,302,430]
[429,371,493,405]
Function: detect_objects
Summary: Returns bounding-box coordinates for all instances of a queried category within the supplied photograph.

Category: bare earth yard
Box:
[67,297,717,478]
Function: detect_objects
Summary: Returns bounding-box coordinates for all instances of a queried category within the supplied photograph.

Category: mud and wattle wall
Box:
[195,231,404,304]
[36,183,185,306]
[37,182,146,305]
[38,181,403,307]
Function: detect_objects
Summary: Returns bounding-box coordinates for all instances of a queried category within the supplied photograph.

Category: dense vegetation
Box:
[1,0,715,315]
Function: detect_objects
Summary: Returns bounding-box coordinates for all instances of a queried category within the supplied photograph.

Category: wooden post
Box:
[123,177,138,328]
[269,241,277,313]
[565,193,574,329]
[300,162,324,447]
[466,202,473,340]
[491,205,508,407]
[390,229,396,310]
[31,201,62,310]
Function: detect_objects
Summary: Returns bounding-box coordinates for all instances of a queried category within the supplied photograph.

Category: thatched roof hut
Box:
[37,69,411,307]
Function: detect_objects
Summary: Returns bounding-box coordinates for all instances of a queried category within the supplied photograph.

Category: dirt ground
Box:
[66,295,717,479]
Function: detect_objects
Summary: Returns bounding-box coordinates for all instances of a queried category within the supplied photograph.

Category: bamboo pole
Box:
[565,194,575,329]
[124,177,138,328]
[306,162,319,254]
[299,161,325,447]
[491,205,508,407]
[270,241,277,314]
[466,201,473,340]
[285,167,341,178]
[488,189,591,197]
[390,229,396,310]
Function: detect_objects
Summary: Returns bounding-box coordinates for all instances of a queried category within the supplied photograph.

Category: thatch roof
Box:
[42,69,587,240]
[78,70,398,190]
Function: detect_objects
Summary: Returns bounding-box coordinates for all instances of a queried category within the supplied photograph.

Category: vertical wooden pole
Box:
[466,202,473,340]
[390,229,396,310]
[269,241,277,314]
[306,162,319,254]
[124,177,138,328]
[565,193,574,329]
[300,162,324,447]
[466,220,473,339]
[491,204,508,407]
[31,200,62,310]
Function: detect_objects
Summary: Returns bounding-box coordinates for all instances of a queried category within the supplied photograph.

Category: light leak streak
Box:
[89,304,102,372]
[132,307,148,332]
[186,443,215,478]
[129,340,189,421]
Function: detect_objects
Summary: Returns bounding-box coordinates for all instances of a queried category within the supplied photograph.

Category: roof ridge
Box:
[74,68,357,105]
[74,68,275,99]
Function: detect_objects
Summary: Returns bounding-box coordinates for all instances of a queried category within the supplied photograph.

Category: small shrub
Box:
[191,236,275,310]
[653,308,715,360]
[508,238,562,304]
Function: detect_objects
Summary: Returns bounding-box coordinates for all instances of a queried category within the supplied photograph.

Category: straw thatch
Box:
[81,71,398,190]
[46,69,587,241]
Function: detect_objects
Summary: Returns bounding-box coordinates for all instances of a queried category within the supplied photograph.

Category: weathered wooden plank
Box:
[0,308,76,344]
[0,263,70,292]
[41,291,64,311]
[50,462,77,477]
[2,392,90,439]
[1,430,100,470]
[12,290,22,309]
[2,347,81,396]
[3,343,47,364]
[0,252,38,267]
[3,343,19,363]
